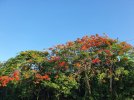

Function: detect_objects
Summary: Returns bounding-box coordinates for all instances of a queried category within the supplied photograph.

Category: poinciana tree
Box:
[0,34,133,100]
[47,34,134,99]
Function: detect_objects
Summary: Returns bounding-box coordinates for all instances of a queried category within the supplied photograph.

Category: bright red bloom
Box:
[35,74,42,79]
[0,76,12,87]
[35,74,50,81]
[104,50,112,56]
[42,74,50,80]
[0,71,20,87]
[76,38,83,44]
[13,70,19,77]
[13,70,20,81]
[59,61,66,67]
[81,45,88,50]
[92,58,101,64]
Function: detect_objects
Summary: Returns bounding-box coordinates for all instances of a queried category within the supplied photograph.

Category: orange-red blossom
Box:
[0,71,20,87]
[35,74,50,81]
[58,61,66,67]
[92,58,101,64]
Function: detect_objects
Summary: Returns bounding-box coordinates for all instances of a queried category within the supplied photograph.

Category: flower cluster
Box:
[92,58,101,64]
[58,61,66,67]
[35,73,50,81]
[0,71,20,87]
[79,34,115,51]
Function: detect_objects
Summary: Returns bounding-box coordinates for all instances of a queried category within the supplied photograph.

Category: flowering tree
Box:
[0,34,133,100]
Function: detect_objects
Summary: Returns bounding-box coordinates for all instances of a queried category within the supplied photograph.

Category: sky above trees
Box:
[0,0,134,61]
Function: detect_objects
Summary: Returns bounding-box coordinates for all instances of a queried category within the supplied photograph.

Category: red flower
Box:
[76,38,83,44]
[92,58,101,64]
[35,74,42,79]
[35,74,50,81]
[13,71,19,77]
[13,70,20,81]
[42,74,50,80]
[59,61,66,67]
[104,50,112,56]
[0,76,11,87]
[81,45,88,50]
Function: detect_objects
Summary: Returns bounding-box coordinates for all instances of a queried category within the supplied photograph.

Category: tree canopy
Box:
[0,34,134,100]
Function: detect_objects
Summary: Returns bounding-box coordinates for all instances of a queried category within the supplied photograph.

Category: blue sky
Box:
[0,0,134,61]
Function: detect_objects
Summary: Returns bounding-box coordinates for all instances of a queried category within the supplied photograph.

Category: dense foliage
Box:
[0,34,134,100]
